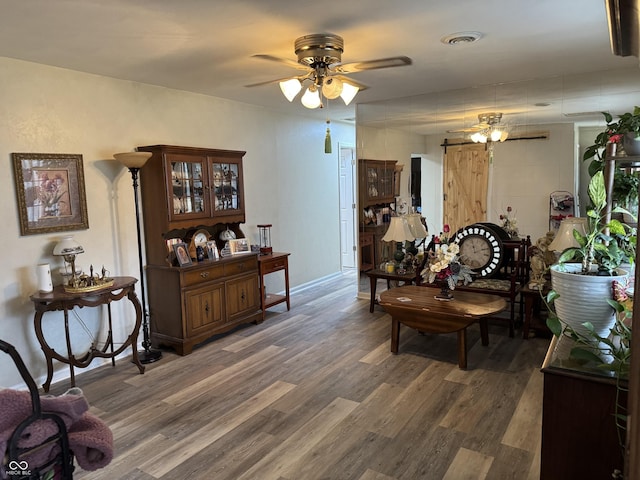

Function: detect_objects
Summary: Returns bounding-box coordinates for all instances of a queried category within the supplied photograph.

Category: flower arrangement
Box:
[38,173,67,217]
[499,206,518,238]
[421,225,474,290]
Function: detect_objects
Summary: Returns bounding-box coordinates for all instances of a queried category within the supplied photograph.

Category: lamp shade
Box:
[405,213,428,239]
[301,85,322,109]
[322,77,343,99]
[279,78,302,102]
[53,235,84,256]
[490,128,503,142]
[382,216,415,242]
[548,217,588,252]
[340,82,359,106]
[114,151,152,169]
[471,131,487,143]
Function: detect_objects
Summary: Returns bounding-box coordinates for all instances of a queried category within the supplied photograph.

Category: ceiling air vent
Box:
[440,32,483,46]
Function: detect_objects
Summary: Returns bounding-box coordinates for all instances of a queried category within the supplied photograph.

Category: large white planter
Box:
[550,263,627,338]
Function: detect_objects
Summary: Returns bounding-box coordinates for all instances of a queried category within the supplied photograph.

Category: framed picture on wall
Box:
[12,153,89,236]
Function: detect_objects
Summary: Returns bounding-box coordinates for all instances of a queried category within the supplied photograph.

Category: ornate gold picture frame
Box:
[12,153,89,235]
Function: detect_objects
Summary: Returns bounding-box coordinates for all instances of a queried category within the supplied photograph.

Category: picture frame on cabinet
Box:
[206,241,218,260]
[12,153,89,236]
[228,238,250,255]
[173,242,192,267]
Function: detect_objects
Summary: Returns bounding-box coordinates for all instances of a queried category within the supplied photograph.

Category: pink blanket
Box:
[0,387,113,476]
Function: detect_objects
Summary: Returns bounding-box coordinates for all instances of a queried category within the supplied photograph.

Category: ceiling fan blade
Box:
[447,127,480,133]
[334,56,412,73]
[251,54,309,71]
[244,75,307,88]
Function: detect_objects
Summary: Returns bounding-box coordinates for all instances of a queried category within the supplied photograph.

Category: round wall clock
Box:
[452,223,504,277]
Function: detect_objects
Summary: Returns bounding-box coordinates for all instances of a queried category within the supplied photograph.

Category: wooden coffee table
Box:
[379,285,507,369]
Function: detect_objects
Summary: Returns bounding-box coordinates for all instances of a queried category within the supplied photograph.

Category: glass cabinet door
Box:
[210,159,242,217]
[379,164,394,198]
[166,154,209,221]
[367,166,379,201]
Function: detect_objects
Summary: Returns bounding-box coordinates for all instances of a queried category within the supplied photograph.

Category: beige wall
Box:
[0,57,355,388]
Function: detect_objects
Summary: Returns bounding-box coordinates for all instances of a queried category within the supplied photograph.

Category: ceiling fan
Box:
[246,33,412,109]
[447,112,509,143]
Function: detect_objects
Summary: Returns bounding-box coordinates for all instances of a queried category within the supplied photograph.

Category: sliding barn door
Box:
[443,143,489,233]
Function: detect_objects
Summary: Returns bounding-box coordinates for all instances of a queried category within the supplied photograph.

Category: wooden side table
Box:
[521,282,551,339]
[29,276,145,392]
[365,268,418,313]
[257,252,291,321]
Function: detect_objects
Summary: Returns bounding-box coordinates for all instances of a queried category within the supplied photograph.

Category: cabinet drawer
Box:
[224,257,257,277]
[183,264,225,287]
[261,257,287,274]
[360,232,374,246]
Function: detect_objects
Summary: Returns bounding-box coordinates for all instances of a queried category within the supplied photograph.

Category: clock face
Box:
[454,224,504,277]
[194,230,209,245]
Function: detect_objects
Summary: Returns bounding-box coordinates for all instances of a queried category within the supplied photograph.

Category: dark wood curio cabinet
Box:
[136,145,261,355]
[358,159,397,271]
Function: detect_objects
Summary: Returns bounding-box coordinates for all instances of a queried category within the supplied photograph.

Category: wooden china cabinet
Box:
[358,159,398,270]
[136,144,261,355]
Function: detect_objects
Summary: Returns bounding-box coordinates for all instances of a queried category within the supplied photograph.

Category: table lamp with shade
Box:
[53,235,84,287]
[114,151,162,364]
[547,217,588,255]
[382,216,415,263]
[404,213,428,255]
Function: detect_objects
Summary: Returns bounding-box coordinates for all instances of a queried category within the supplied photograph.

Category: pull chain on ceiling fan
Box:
[246,33,412,109]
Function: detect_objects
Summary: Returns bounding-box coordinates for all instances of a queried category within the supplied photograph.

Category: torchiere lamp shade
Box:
[114,151,152,169]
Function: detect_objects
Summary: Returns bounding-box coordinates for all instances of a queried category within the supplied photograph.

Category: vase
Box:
[623,132,640,156]
[435,281,454,301]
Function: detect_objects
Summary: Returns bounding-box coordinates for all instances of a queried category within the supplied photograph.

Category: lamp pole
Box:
[115,152,162,364]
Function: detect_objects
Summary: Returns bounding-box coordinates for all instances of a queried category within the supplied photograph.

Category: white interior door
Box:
[339,144,356,269]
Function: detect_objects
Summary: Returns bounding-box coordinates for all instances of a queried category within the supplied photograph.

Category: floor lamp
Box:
[114,152,162,364]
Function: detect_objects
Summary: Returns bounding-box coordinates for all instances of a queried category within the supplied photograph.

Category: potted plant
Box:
[547,170,635,339]
[617,106,640,155]
[584,107,640,175]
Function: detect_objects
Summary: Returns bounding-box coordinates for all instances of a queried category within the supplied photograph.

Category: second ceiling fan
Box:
[448,112,510,143]
[246,33,412,109]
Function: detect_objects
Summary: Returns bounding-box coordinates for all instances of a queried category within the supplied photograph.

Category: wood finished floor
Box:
[48,271,550,480]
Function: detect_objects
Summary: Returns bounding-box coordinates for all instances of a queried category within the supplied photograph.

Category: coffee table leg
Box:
[457,329,467,369]
[369,276,377,313]
[391,318,399,354]
[479,318,489,346]
[523,294,534,339]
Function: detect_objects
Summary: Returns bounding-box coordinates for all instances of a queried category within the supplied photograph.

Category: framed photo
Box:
[173,242,193,267]
[12,153,89,236]
[228,238,251,255]
[206,240,219,260]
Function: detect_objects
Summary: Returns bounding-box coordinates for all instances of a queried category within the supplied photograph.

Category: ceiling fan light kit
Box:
[468,112,509,144]
[253,33,411,109]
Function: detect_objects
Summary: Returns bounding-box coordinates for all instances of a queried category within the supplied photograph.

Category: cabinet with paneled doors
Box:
[358,159,397,209]
[136,144,261,355]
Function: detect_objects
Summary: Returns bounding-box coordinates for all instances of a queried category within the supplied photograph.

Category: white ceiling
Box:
[1,0,639,136]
